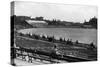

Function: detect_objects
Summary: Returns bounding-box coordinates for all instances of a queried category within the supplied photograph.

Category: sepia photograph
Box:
[11,1,97,66]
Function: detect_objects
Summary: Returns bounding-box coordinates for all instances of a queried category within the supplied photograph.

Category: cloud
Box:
[14,1,97,23]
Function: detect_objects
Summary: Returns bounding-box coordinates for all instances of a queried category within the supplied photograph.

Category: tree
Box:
[83,17,97,28]
[59,37,63,42]
[89,17,97,28]
[90,42,95,49]
[35,16,44,20]
[76,40,79,44]
[48,37,53,42]
[42,35,46,40]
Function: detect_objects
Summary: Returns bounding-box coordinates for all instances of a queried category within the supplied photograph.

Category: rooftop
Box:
[26,20,46,24]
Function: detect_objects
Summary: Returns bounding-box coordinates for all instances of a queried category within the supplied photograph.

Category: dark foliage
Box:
[83,17,97,28]
[11,15,33,29]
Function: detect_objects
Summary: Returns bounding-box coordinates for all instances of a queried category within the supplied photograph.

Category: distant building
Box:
[26,20,46,23]
[62,21,73,26]
[83,25,92,28]
[64,22,72,25]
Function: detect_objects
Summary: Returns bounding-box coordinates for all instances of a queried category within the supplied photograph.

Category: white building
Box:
[26,20,48,27]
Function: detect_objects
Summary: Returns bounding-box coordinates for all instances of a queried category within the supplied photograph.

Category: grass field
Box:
[14,35,97,60]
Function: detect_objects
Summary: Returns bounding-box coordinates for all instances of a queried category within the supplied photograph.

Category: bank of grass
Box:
[15,36,55,53]
[15,35,97,60]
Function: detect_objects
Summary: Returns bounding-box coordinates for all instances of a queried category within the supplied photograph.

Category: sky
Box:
[13,1,98,23]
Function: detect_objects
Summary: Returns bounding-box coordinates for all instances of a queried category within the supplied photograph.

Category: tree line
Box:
[18,32,96,49]
[11,15,97,29]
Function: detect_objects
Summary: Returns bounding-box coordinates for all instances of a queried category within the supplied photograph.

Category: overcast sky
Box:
[14,1,97,23]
